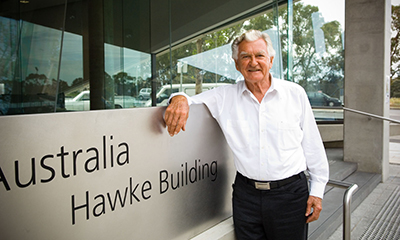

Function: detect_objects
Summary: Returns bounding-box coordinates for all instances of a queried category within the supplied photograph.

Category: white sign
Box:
[0,105,234,240]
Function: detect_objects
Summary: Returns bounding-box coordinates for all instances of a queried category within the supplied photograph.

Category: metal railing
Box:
[327,180,358,240]
[336,106,398,239]
[343,107,400,124]
[334,106,398,239]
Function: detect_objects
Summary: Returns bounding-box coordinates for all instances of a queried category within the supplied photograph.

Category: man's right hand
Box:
[164,95,190,136]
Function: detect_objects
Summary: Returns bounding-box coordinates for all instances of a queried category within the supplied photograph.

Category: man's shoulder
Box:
[191,82,240,102]
[274,78,305,93]
[213,81,243,93]
[274,78,300,87]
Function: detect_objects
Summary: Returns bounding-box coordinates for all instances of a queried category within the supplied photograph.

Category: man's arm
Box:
[164,86,225,136]
[298,88,329,223]
[164,95,190,136]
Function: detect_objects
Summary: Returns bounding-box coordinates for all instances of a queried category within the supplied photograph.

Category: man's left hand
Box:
[305,196,322,223]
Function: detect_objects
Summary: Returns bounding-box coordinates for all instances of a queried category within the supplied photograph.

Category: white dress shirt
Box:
[171,77,329,199]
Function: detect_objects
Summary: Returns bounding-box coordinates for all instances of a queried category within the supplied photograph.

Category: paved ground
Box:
[327,142,400,240]
[390,141,400,165]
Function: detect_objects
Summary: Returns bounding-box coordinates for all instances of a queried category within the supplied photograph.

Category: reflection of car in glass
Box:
[307,91,342,107]
[138,88,151,100]
[145,83,230,106]
[65,90,139,111]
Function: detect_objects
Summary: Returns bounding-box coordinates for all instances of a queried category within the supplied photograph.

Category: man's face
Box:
[234,38,274,84]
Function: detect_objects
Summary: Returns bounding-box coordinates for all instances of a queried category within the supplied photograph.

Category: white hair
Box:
[231,30,276,60]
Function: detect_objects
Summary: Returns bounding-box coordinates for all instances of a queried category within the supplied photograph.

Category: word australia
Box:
[0,135,129,191]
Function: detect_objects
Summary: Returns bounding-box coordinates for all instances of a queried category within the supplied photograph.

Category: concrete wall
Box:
[344,0,391,181]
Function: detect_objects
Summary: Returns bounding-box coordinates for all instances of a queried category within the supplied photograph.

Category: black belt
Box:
[238,172,303,190]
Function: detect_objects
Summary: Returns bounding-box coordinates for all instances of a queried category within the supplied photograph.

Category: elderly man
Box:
[164,29,329,240]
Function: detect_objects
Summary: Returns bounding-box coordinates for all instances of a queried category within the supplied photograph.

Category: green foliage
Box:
[248,3,344,97]
[391,78,400,98]
[391,5,400,80]
[390,5,400,98]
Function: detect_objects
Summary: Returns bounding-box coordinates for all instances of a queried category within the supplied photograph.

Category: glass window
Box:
[155,0,345,121]
[0,0,345,121]
[290,0,345,122]
[0,0,151,115]
[155,3,283,106]
[1,9,67,115]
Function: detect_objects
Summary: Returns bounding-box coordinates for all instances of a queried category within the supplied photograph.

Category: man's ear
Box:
[270,56,274,65]
[234,59,239,71]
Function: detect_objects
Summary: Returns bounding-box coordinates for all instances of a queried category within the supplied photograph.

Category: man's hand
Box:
[305,196,322,223]
[164,95,190,136]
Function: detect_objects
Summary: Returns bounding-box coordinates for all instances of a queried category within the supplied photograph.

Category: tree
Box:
[288,3,321,89]
[71,77,86,87]
[195,38,204,94]
[155,2,344,100]
[391,78,400,97]
[0,17,19,84]
[195,24,243,93]
[247,3,344,97]
[155,22,244,92]
[317,20,344,96]
[391,5,400,80]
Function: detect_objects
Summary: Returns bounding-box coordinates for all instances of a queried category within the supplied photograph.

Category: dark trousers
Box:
[232,172,309,240]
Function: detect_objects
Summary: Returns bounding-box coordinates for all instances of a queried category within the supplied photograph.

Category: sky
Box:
[302,0,400,27]
[302,0,345,28]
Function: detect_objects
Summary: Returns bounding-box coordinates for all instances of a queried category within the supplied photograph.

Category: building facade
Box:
[1,0,346,118]
[0,0,392,239]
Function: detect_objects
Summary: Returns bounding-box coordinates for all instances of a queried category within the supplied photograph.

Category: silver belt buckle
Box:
[255,182,271,190]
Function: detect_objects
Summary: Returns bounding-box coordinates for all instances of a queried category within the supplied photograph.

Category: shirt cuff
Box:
[309,181,327,199]
[168,92,193,105]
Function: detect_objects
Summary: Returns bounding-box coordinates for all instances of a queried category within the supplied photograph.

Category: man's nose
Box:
[249,56,258,66]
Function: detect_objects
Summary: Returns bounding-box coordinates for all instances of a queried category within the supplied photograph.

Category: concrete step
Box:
[328,159,358,181]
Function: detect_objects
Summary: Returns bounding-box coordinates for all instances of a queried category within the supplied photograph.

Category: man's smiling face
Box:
[235,38,274,85]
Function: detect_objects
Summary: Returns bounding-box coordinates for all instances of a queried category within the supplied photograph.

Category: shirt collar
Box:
[268,75,282,94]
[239,74,280,95]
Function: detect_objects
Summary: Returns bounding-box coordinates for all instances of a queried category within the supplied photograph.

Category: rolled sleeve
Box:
[300,90,329,199]
[168,92,193,105]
